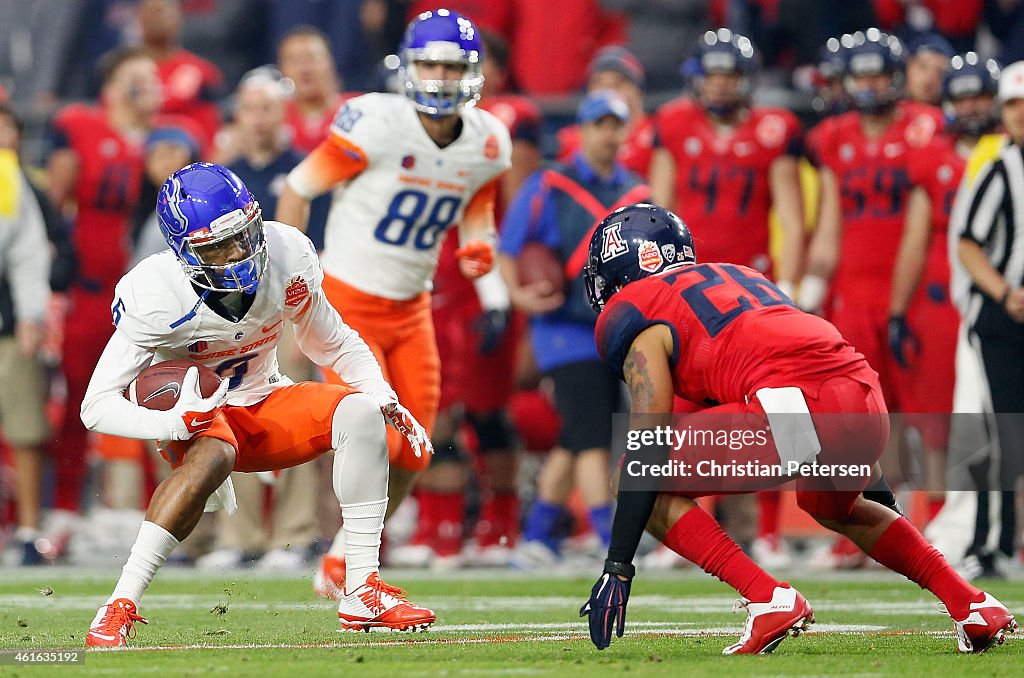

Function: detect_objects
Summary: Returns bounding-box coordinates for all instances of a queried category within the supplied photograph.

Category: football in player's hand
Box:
[125,361,222,411]
[517,242,564,294]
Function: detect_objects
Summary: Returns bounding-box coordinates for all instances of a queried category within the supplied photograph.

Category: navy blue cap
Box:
[577,90,630,124]
[146,126,200,160]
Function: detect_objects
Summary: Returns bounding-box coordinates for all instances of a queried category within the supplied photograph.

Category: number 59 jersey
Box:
[110,221,323,406]
[594,263,870,405]
[291,92,512,300]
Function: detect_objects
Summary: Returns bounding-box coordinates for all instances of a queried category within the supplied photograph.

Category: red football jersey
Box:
[51,104,145,287]
[810,101,943,293]
[906,132,966,280]
[156,49,224,152]
[432,95,541,309]
[653,99,802,276]
[556,114,655,178]
[283,93,359,155]
[595,263,869,405]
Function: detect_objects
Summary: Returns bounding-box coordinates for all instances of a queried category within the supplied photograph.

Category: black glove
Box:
[579,560,634,650]
[474,308,510,354]
[887,315,920,368]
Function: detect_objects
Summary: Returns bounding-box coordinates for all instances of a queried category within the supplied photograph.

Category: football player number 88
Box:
[373,190,462,250]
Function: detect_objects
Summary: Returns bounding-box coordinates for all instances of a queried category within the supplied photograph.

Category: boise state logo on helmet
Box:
[156,162,268,293]
[584,203,697,312]
[398,9,484,117]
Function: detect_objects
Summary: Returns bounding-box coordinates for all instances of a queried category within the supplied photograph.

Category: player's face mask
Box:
[184,202,268,293]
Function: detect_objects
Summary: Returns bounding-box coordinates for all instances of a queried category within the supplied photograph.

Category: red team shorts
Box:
[320,273,440,472]
[160,381,357,473]
[661,365,890,521]
[903,276,958,450]
[433,296,522,414]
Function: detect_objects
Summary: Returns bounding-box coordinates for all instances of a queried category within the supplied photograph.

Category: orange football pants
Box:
[160,381,356,473]
[320,274,440,472]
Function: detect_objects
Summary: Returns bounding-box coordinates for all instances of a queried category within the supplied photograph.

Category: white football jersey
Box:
[289,93,512,300]
[80,221,396,443]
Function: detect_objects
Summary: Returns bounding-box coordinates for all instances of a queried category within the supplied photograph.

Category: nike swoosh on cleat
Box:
[89,632,117,641]
[262,320,284,333]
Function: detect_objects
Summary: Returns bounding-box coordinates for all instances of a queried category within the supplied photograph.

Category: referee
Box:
[957,60,1024,574]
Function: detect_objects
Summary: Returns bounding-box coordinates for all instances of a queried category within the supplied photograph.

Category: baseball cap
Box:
[999,61,1024,102]
[146,126,200,160]
[588,46,645,89]
[577,90,631,124]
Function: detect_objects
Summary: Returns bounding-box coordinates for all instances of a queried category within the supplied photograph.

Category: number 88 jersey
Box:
[289,92,512,300]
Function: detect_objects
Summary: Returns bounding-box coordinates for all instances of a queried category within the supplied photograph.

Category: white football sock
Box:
[107,521,178,605]
[331,393,389,590]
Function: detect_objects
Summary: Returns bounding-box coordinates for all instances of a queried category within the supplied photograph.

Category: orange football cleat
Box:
[86,598,148,648]
[313,554,346,600]
[337,573,435,632]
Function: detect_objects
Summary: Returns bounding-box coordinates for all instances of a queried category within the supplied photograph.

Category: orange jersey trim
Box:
[290,133,370,197]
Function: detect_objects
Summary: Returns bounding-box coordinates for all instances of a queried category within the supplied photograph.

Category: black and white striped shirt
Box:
[958,142,1024,288]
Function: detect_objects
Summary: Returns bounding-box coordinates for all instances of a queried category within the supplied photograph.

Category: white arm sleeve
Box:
[80,332,180,440]
[292,288,398,406]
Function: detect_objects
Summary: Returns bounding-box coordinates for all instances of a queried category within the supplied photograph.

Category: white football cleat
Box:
[387,542,436,569]
[948,593,1017,653]
[723,584,814,655]
[337,573,435,632]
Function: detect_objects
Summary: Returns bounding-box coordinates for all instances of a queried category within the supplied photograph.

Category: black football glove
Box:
[580,560,634,650]
[887,315,920,368]
[475,308,511,354]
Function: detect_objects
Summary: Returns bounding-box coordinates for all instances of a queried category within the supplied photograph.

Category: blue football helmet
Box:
[813,37,850,116]
[584,204,697,313]
[839,29,904,114]
[398,9,484,117]
[943,52,1000,136]
[156,162,268,293]
[682,28,759,117]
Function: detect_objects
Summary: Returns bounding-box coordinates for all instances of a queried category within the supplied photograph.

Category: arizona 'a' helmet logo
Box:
[601,223,628,262]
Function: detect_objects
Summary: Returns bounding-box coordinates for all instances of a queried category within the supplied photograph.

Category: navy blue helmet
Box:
[156,162,267,293]
[943,52,1000,136]
[839,29,904,114]
[682,28,759,117]
[398,9,484,116]
[584,204,697,313]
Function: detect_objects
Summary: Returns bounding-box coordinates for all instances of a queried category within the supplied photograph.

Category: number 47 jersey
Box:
[287,92,512,300]
[594,263,870,405]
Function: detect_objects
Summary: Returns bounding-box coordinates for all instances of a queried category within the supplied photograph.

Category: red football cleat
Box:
[337,573,435,632]
[950,593,1017,653]
[723,584,814,655]
[86,598,148,648]
[313,554,346,600]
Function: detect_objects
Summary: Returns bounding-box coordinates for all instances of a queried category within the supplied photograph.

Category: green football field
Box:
[0,567,1020,676]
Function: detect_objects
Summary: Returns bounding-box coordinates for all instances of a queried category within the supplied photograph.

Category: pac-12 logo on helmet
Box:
[156,162,268,293]
[584,203,697,313]
[398,8,484,117]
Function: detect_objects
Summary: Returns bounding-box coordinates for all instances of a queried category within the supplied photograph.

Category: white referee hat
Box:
[999,61,1024,103]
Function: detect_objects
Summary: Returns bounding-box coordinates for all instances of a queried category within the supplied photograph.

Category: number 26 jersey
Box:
[595,263,870,405]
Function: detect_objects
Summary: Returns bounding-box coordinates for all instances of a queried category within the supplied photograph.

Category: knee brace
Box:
[466,410,514,452]
[430,440,464,464]
[863,476,904,516]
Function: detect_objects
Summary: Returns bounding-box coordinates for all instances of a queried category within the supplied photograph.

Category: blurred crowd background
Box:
[1,0,1023,577]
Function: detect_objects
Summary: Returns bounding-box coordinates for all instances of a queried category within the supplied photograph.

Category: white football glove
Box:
[381,402,433,458]
[164,366,230,441]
